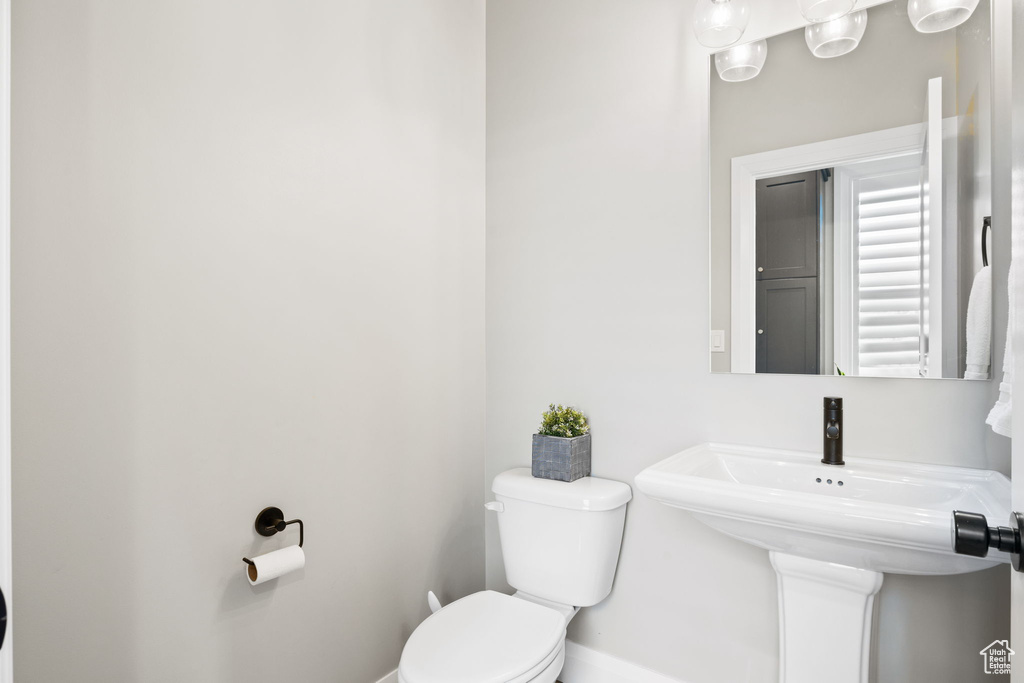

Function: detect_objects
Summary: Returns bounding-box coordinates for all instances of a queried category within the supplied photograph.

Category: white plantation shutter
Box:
[853,169,924,377]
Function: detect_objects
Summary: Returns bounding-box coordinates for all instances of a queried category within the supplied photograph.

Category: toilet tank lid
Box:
[492,469,632,511]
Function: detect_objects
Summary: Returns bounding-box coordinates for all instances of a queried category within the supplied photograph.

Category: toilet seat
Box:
[398,590,566,683]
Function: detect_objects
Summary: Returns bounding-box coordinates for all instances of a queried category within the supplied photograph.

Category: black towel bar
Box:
[982,216,992,267]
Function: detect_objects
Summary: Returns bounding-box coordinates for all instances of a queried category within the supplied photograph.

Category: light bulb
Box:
[693,0,751,49]
[907,0,979,33]
[805,10,868,58]
[715,40,768,82]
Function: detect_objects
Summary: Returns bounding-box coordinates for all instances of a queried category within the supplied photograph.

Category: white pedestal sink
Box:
[635,443,1010,683]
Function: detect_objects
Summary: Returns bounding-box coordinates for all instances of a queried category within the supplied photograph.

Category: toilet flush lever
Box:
[484,501,504,513]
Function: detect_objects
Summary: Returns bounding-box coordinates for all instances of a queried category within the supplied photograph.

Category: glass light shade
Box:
[798,0,856,23]
[907,0,979,33]
[805,10,868,58]
[693,0,751,48]
[715,40,768,82]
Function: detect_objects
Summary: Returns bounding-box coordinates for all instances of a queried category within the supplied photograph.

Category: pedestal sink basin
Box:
[635,443,1011,683]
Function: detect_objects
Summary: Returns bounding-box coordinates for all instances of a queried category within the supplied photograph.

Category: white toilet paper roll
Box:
[246,545,305,585]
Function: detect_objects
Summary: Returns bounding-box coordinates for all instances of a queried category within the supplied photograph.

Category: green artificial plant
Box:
[537,404,590,438]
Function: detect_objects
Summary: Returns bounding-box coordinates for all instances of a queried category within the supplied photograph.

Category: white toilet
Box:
[398,468,632,683]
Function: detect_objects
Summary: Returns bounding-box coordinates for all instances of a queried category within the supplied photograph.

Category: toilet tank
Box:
[491,468,632,607]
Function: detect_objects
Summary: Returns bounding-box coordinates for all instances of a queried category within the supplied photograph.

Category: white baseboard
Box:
[374,669,397,683]
[559,640,686,683]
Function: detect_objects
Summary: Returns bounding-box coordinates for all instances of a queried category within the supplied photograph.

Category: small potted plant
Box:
[532,404,591,482]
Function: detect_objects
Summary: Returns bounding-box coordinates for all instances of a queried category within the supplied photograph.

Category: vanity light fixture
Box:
[715,40,768,82]
[907,0,979,33]
[693,0,751,48]
[798,0,856,23]
[805,9,867,58]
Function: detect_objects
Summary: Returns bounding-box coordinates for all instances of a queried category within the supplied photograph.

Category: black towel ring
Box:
[982,216,992,267]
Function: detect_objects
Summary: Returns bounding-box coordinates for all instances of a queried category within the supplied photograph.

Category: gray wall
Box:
[486,0,1010,681]
[11,1,485,681]
[709,0,969,372]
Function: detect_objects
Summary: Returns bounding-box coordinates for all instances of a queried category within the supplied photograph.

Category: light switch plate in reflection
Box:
[710,330,725,353]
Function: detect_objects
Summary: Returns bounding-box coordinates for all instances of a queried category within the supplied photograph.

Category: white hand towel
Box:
[964,265,991,379]
[987,264,1013,437]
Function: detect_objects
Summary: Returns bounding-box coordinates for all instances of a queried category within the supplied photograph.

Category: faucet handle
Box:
[821,396,844,466]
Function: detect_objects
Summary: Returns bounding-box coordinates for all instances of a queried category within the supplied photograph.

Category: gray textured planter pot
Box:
[531,433,592,482]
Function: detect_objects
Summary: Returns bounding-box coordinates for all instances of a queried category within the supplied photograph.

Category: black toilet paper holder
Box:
[242,507,304,567]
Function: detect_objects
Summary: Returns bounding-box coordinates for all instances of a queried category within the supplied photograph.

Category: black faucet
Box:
[822,397,843,466]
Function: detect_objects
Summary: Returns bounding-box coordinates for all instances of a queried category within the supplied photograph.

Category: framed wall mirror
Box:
[709,0,993,379]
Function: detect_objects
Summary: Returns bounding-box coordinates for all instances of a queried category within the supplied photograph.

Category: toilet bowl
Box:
[398,469,632,683]
[398,591,567,683]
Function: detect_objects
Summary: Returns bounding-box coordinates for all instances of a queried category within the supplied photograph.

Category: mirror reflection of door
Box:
[754,158,926,378]
[755,171,827,374]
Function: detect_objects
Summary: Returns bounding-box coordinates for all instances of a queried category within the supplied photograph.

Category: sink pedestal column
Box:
[769,552,884,683]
